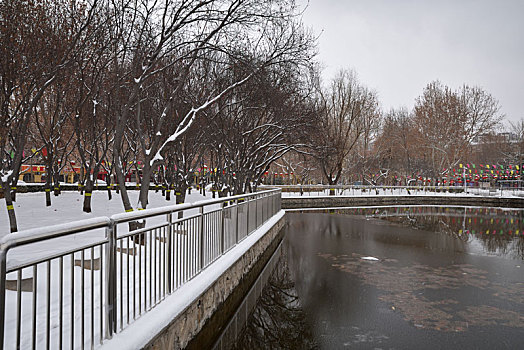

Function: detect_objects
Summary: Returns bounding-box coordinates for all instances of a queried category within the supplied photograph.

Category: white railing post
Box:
[255,194,258,227]
[199,206,205,270]
[0,250,6,348]
[235,199,239,244]
[166,212,173,294]
[246,196,250,235]
[105,220,117,339]
[220,202,226,254]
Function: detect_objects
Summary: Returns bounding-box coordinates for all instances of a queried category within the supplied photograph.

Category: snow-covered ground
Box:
[0,190,213,237]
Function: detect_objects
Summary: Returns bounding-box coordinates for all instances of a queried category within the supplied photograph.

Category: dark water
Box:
[236,206,524,349]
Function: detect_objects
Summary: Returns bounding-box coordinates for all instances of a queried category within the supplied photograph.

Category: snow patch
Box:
[0,190,213,237]
[150,153,163,166]
[361,256,379,261]
[1,170,13,182]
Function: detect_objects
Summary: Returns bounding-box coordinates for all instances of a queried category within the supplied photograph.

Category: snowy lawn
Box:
[0,190,213,237]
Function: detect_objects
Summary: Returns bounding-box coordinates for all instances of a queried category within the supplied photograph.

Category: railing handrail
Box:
[0,217,111,253]
[110,189,277,224]
[264,184,524,194]
[264,184,522,189]
[0,189,280,252]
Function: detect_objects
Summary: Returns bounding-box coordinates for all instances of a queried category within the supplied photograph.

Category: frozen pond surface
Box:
[236,207,524,349]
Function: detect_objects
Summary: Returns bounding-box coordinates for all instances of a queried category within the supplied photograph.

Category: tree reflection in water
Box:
[316,206,524,260]
[234,259,317,350]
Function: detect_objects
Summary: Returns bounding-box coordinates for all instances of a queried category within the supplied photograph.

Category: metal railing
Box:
[0,189,281,349]
[267,184,524,197]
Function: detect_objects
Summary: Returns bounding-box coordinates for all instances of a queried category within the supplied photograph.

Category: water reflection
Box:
[305,206,524,260]
[266,211,524,349]
[234,258,317,350]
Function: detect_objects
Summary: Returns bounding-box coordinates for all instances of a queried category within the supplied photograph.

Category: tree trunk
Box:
[106,177,112,200]
[115,176,119,194]
[10,183,17,202]
[245,179,252,193]
[328,177,336,196]
[138,165,152,209]
[80,168,85,194]
[114,159,133,211]
[45,179,52,207]
[83,178,94,213]
[1,183,18,232]
[201,177,206,196]
[53,171,60,196]
[175,185,187,220]
[43,162,52,206]
[114,159,145,237]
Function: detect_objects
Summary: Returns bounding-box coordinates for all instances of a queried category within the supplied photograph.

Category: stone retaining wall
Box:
[282,195,524,209]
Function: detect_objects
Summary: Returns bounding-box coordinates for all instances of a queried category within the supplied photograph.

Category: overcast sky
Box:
[298,0,524,124]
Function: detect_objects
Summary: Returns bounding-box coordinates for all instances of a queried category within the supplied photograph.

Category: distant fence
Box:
[265,185,524,197]
[0,189,281,349]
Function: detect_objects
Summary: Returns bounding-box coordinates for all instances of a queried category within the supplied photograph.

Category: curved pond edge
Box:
[282,195,524,210]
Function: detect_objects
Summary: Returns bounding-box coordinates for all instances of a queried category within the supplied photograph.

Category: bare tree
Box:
[1,0,317,234]
[104,0,315,214]
[509,120,524,167]
[0,0,99,232]
[374,107,416,181]
[413,81,502,178]
[311,69,380,194]
[71,6,115,213]
[32,81,75,206]
[208,56,315,195]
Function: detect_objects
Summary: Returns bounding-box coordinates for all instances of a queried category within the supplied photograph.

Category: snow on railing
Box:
[263,184,524,198]
[0,189,281,349]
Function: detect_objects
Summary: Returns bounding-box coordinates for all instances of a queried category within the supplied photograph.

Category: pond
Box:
[235,206,524,349]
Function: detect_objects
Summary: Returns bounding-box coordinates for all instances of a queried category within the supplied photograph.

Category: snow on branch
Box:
[150,73,253,166]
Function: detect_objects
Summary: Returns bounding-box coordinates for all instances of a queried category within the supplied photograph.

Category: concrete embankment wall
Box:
[282,195,524,209]
[126,212,287,350]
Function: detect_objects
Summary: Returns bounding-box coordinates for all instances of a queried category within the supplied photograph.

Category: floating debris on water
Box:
[361,256,379,261]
